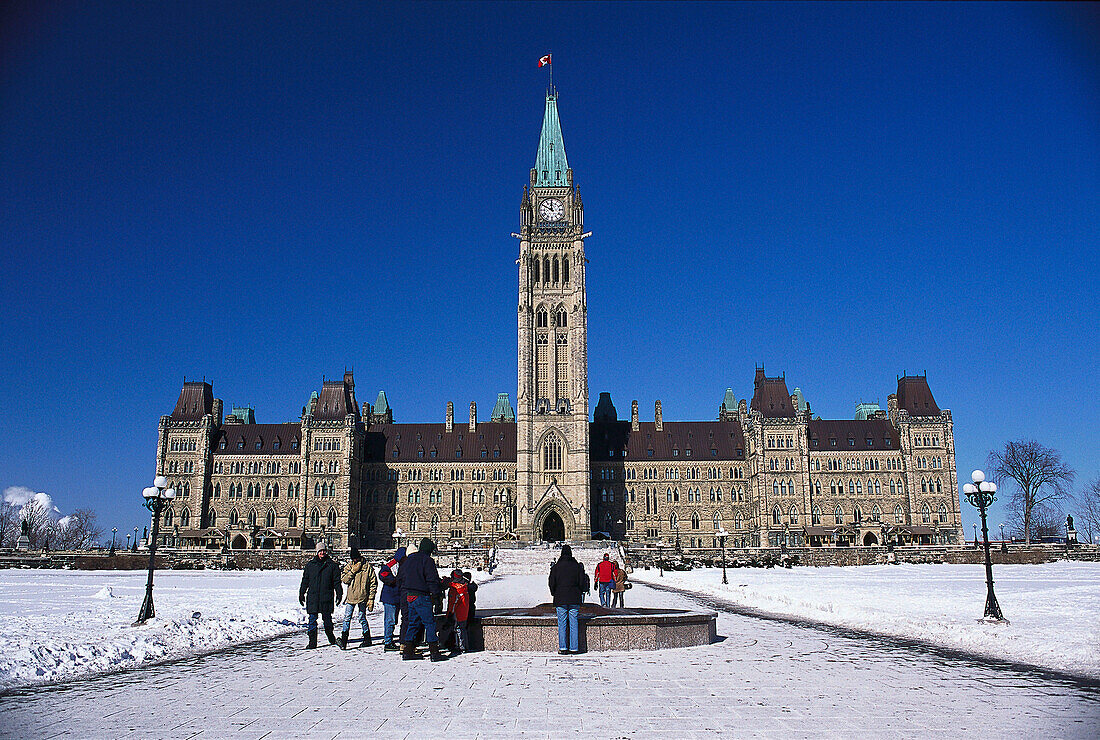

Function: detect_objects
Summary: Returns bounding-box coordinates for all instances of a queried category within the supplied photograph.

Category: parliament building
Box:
[154,90,964,552]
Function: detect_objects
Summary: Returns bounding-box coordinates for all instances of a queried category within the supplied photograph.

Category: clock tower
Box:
[515,89,591,541]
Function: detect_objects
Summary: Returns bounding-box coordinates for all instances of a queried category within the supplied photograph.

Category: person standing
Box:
[446,570,471,656]
[378,547,406,651]
[549,545,585,655]
[594,553,617,608]
[299,542,343,649]
[399,537,447,662]
[611,561,627,608]
[339,546,377,649]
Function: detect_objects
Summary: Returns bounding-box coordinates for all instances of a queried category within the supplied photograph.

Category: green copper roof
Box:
[534,93,569,187]
[231,406,256,424]
[490,393,515,422]
[721,388,737,413]
[374,390,390,415]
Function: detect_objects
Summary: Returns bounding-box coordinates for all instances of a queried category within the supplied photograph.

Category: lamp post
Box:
[963,470,1007,623]
[657,539,664,577]
[616,519,623,542]
[716,527,729,585]
[972,523,978,550]
[999,522,1008,553]
[393,526,405,549]
[126,533,131,550]
[135,476,176,624]
[133,527,139,552]
[109,528,117,556]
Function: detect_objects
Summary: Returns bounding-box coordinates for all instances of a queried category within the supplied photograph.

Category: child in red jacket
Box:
[446,570,471,655]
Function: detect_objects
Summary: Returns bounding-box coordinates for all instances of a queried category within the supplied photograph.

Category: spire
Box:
[534,92,570,187]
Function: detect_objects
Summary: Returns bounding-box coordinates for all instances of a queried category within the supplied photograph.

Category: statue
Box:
[21,519,29,537]
[1067,514,1073,530]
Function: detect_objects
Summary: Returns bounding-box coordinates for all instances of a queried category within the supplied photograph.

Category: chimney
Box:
[655,400,663,432]
[887,394,899,424]
[212,398,223,426]
[446,401,454,432]
[631,400,639,431]
[344,370,354,388]
[362,402,370,418]
[469,401,477,432]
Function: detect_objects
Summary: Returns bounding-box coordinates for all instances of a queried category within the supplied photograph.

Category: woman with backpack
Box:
[548,545,587,655]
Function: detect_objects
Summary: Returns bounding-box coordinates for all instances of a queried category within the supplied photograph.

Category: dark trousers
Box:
[307,611,334,635]
[404,594,438,644]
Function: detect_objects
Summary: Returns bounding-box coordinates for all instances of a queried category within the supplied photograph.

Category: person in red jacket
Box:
[446,569,471,655]
[594,553,617,608]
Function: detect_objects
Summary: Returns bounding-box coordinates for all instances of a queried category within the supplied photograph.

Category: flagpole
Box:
[549,51,553,94]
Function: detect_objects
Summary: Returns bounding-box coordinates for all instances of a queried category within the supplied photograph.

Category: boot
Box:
[401,642,423,661]
[307,631,318,649]
[428,641,447,662]
[383,641,399,652]
[338,630,349,649]
[362,630,371,648]
[325,625,337,645]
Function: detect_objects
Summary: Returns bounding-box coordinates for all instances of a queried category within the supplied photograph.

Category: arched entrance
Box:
[231,534,248,550]
[863,532,879,546]
[541,511,565,542]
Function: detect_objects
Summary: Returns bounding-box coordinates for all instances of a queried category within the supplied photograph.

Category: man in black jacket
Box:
[398,537,447,662]
[299,542,343,649]
[549,545,586,654]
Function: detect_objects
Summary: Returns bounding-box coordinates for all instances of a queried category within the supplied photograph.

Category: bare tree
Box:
[987,440,1075,546]
[20,499,52,548]
[51,509,104,550]
[1074,477,1100,545]
[0,503,19,548]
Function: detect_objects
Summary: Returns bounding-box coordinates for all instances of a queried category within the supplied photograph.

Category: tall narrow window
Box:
[562,256,569,282]
[533,258,540,283]
[542,434,563,471]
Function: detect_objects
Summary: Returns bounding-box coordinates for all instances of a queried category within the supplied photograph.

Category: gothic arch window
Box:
[834,505,844,525]
[552,256,559,282]
[812,506,822,525]
[562,257,569,283]
[288,509,297,528]
[180,507,190,527]
[309,508,320,528]
[386,513,396,532]
[789,506,799,525]
[935,479,943,493]
[556,308,567,327]
[474,513,483,532]
[495,512,505,531]
[669,512,678,530]
[410,513,419,531]
[894,505,905,524]
[773,481,779,496]
[938,503,948,523]
[536,308,548,328]
[208,509,217,528]
[856,480,862,496]
[214,483,220,498]
[164,508,174,527]
[543,256,550,283]
[853,506,863,524]
[691,511,700,530]
[247,508,257,527]
[735,512,743,529]
[229,509,240,526]
[265,509,275,528]
[367,514,376,531]
[314,483,320,497]
[772,505,781,525]
[921,503,931,524]
[327,508,337,528]
[273,482,279,498]
[871,504,882,522]
[542,433,564,471]
[532,258,540,283]
[874,479,881,496]
[814,480,822,497]
[713,512,721,530]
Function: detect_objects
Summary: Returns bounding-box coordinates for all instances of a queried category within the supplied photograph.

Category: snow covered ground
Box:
[0,566,490,692]
[633,561,1100,678]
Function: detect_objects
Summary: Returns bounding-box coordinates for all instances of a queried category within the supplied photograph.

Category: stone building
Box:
[154,88,963,551]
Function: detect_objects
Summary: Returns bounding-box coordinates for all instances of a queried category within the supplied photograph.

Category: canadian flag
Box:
[538,54,552,68]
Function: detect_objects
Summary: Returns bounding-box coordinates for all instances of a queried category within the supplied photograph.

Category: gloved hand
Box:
[299,596,305,606]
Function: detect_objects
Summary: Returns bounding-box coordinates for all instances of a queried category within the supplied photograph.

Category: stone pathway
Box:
[2,576,1097,739]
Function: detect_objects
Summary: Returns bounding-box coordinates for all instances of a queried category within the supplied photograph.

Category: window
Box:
[542,434,563,471]
[410,513,419,531]
[772,506,781,525]
[834,506,843,525]
[691,511,700,530]
[669,512,678,530]
[230,509,240,526]
[265,509,275,527]
[921,504,931,524]
[164,508,173,527]
[327,508,337,528]
[812,506,821,525]
[288,509,297,527]
[789,506,799,525]
[474,513,483,532]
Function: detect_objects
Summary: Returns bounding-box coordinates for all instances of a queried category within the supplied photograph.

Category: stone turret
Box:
[469,401,477,432]
[631,400,639,431]
[655,400,663,432]
[446,401,454,432]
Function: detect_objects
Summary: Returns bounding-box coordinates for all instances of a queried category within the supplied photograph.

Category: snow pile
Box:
[633,561,1100,678]
[0,569,304,691]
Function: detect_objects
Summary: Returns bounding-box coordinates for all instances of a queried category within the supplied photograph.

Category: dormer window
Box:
[255,439,263,450]
[291,438,299,450]
[273,438,281,450]
[237,438,245,450]
[219,439,226,450]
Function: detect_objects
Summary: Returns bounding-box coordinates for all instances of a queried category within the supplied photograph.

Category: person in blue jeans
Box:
[594,553,616,608]
[398,537,447,662]
[378,547,407,651]
[549,545,586,654]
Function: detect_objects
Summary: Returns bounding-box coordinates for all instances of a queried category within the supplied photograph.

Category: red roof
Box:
[313,380,359,422]
[170,382,213,421]
[591,420,746,462]
[750,367,793,418]
[896,376,940,416]
[808,419,898,452]
[367,422,517,463]
[213,423,303,455]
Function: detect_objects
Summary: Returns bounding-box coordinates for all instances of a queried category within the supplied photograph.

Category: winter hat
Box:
[418,537,435,555]
[316,542,328,553]
[394,546,407,561]
[559,544,573,561]
[350,546,361,561]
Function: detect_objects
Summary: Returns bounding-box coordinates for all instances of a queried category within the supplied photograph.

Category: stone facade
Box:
[152,88,964,552]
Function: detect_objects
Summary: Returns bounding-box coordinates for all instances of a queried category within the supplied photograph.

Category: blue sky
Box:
[2,2,1098,539]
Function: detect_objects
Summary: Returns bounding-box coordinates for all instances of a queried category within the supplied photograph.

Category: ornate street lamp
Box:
[135,476,176,624]
[126,533,131,550]
[133,527,139,552]
[972,523,978,550]
[963,470,1007,623]
[999,522,1008,553]
[109,527,117,556]
[716,527,729,585]
[616,519,624,542]
[657,539,664,577]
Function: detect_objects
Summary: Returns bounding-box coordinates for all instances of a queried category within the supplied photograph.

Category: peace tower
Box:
[514,89,592,541]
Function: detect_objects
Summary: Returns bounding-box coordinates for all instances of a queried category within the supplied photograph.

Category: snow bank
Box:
[633,561,1100,678]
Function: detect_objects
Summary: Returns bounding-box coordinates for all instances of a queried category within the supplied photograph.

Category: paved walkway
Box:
[2,576,1098,739]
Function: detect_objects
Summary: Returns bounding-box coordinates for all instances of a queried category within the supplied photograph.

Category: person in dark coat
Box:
[299,542,343,649]
[548,545,586,654]
[378,547,407,651]
[398,537,447,662]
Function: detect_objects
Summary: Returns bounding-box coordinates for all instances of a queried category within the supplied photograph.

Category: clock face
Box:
[539,198,565,222]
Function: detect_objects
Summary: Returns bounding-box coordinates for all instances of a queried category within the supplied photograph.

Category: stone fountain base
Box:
[472,603,717,652]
